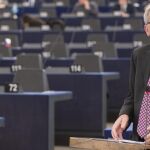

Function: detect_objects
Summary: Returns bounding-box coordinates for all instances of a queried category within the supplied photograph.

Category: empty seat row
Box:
[1,53,105,92]
[22,17,144,32]
[0,17,143,32]
[0,30,147,59]
[1,53,105,72]
[0,42,118,59]
[7,53,104,92]
[4,53,106,72]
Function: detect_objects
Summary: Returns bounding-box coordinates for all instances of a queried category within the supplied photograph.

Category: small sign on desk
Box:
[70,64,82,73]
[5,83,19,93]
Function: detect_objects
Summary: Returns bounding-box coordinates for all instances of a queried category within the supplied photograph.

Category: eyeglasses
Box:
[146,22,150,25]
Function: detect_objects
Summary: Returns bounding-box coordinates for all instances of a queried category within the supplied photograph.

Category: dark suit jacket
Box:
[113,3,135,15]
[119,44,150,141]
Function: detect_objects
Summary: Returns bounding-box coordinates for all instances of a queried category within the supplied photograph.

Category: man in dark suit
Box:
[113,0,135,17]
[111,4,150,143]
[73,0,99,17]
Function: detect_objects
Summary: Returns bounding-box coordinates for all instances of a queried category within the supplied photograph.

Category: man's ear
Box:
[144,25,150,36]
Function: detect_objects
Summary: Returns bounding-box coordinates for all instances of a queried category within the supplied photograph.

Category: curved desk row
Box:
[0,91,72,150]
[0,71,119,145]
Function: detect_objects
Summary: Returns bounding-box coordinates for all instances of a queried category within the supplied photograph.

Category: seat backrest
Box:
[0,86,4,92]
[92,43,118,58]
[82,18,101,31]
[134,33,150,45]
[43,33,64,44]
[124,18,143,30]
[0,44,12,57]
[87,33,108,46]
[15,53,43,69]
[53,0,70,6]
[39,7,57,18]
[13,69,49,92]
[44,42,68,58]
[0,19,18,30]
[74,53,103,72]
[46,67,70,74]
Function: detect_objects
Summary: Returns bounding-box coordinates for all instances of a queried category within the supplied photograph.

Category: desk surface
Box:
[0,91,72,101]
[47,72,119,81]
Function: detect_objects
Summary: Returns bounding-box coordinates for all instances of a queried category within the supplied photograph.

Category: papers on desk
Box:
[108,139,145,145]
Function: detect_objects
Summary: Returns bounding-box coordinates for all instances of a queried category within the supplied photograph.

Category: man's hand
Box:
[111,114,129,140]
[144,126,150,144]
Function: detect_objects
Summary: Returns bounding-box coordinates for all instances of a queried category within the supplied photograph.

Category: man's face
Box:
[118,0,128,5]
[144,22,150,36]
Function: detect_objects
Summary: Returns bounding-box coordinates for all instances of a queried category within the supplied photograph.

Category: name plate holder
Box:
[5,83,19,93]
[70,137,150,150]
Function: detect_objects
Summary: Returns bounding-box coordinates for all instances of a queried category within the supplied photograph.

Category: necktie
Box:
[137,78,150,138]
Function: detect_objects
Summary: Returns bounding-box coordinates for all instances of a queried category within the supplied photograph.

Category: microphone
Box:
[112,18,119,43]
[67,4,85,46]
[68,4,97,53]
[43,5,75,63]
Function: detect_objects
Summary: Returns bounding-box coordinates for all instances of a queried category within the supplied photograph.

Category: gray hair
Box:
[144,4,150,24]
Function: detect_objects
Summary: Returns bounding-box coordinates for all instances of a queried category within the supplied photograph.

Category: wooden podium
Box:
[70,137,150,150]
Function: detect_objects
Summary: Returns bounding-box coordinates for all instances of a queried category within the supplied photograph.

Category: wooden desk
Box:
[70,137,150,150]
